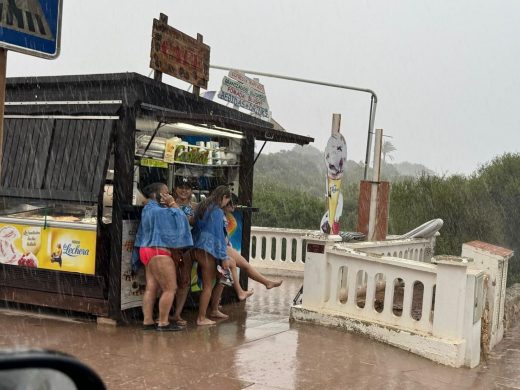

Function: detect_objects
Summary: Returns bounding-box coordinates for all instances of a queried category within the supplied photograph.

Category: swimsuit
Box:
[139,247,172,266]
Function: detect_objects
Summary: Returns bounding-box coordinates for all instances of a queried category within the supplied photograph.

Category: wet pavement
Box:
[0,276,519,389]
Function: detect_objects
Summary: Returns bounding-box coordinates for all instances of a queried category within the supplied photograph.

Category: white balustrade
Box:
[291,233,493,368]
[249,227,437,273]
[323,247,437,334]
[343,235,437,262]
[249,227,314,273]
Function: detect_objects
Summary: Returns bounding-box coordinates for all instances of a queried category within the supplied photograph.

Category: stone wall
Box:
[505,283,520,331]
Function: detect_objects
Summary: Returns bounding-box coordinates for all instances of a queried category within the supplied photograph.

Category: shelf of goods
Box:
[135,135,240,166]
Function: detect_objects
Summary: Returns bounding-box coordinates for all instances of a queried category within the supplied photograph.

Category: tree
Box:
[382,141,397,162]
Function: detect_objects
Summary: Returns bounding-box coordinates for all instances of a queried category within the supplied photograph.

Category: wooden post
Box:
[192,33,203,97]
[0,48,7,176]
[153,13,168,82]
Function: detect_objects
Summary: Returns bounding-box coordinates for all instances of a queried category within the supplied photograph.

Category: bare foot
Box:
[237,289,254,301]
[266,280,283,289]
[208,310,229,319]
[197,317,216,326]
[171,317,187,326]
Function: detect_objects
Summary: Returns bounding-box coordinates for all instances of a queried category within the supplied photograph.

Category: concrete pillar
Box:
[301,235,341,310]
[431,256,472,340]
[462,241,513,350]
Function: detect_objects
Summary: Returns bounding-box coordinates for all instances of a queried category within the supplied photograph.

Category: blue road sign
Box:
[0,0,62,59]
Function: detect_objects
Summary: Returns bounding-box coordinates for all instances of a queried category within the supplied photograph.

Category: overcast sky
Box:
[6,1,520,175]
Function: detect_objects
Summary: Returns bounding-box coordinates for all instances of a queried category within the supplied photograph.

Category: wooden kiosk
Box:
[0,72,313,320]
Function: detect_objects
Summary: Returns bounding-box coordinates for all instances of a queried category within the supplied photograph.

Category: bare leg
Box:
[148,256,177,326]
[194,250,216,326]
[209,283,229,319]
[142,266,159,326]
[228,247,282,289]
[228,255,254,300]
[173,288,188,325]
[173,251,192,325]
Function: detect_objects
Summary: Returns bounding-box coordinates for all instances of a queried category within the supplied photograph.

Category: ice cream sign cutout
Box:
[321,114,347,235]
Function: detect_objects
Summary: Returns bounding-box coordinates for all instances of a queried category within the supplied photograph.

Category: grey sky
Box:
[6,1,520,175]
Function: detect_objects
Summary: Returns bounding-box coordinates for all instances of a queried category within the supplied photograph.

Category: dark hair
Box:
[141,182,167,201]
[195,185,231,220]
[174,176,196,189]
[229,193,239,206]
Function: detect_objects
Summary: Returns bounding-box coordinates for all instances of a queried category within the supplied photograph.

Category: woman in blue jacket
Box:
[191,185,232,326]
[134,182,193,331]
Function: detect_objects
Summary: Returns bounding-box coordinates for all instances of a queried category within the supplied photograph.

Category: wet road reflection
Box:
[0,276,519,389]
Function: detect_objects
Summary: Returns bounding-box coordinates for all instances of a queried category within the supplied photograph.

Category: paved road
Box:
[0,276,519,389]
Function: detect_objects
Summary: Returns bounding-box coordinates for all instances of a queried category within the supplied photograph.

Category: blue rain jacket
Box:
[132,200,193,271]
[192,205,228,262]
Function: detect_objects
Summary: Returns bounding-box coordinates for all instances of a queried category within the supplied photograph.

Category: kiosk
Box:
[0,72,313,320]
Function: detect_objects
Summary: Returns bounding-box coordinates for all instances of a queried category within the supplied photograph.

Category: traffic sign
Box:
[0,0,62,59]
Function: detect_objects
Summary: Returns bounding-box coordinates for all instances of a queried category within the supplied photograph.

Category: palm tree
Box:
[382,141,397,162]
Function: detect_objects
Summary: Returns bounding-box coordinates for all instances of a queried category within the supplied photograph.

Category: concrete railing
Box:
[290,234,489,368]
[290,234,514,368]
[343,235,437,263]
[249,227,512,367]
[249,227,314,273]
[249,227,437,273]
[323,247,437,334]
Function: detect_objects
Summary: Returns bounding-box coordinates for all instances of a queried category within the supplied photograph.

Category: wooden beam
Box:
[0,49,6,177]
[0,286,109,316]
[192,33,203,97]
[153,13,168,82]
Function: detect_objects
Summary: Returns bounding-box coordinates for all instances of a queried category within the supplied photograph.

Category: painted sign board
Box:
[0,0,62,59]
[218,72,270,119]
[150,19,210,89]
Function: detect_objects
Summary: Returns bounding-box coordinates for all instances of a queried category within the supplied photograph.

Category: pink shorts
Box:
[139,247,172,266]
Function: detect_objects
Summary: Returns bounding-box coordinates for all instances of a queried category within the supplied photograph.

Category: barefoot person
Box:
[134,182,193,331]
[191,185,232,325]
[224,194,282,298]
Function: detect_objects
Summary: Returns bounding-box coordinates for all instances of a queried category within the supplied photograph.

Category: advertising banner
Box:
[0,222,96,274]
[121,220,145,310]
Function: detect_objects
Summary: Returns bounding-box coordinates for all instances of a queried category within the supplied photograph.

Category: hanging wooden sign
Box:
[150,16,210,89]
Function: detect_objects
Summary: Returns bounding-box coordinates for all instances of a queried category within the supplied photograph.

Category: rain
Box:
[0,1,519,389]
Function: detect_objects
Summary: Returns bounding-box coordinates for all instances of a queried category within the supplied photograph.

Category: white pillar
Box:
[431,256,471,340]
[301,236,341,309]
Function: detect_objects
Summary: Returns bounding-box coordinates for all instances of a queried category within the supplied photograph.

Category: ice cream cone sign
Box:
[321,114,347,235]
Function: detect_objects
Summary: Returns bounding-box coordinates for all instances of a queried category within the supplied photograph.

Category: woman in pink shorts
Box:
[134,182,193,331]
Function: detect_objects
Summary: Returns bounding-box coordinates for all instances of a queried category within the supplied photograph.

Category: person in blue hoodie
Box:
[134,182,193,331]
[191,185,232,326]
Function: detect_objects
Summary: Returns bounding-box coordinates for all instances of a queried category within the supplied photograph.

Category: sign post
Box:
[0,0,62,174]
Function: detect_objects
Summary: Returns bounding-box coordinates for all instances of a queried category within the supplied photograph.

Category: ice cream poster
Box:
[0,223,96,274]
[322,114,347,235]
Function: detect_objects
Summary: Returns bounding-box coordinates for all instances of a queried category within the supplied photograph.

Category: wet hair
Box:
[141,182,167,201]
[228,193,239,207]
[195,185,231,220]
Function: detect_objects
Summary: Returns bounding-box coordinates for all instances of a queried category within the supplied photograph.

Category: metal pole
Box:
[368,128,383,241]
[210,64,378,177]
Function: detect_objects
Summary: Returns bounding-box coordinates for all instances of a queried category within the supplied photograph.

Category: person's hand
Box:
[160,193,177,208]
[221,259,230,270]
